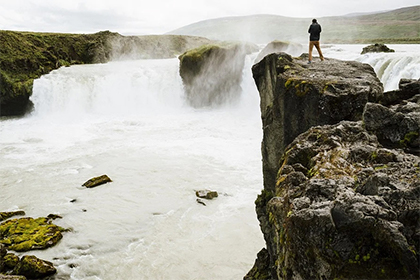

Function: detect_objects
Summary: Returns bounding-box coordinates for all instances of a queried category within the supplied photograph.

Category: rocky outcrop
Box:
[361,43,395,54]
[254,41,303,63]
[247,52,419,279]
[178,42,258,108]
[0,30,216,116]
[252,52,383,192]
[365,78,420,155]
[252,120,419,279]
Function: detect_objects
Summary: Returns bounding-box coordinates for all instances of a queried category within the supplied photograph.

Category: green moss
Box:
[399,131,419,148]
[0,211,25,221]
[0,217,65,252]
[4,253,20,269]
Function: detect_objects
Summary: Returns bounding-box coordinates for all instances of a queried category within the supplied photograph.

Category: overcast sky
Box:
[0,1,418,35]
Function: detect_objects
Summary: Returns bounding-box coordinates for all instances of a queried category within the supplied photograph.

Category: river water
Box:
[1,44,419,280]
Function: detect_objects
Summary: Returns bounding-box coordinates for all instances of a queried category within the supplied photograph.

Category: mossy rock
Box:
[12,255,56,279]
[82,174,112,188]
[178,41,258,107]
[0,212,25,222]
[4,253,20,269]
[0,217,65,252]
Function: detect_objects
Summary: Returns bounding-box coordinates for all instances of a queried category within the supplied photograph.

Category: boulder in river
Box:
[82,174,112,188]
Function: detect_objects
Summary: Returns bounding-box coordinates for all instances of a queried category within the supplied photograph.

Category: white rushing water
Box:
[1,44,419,280]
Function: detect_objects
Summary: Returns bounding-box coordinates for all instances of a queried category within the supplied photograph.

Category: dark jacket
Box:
[308,23,322,41]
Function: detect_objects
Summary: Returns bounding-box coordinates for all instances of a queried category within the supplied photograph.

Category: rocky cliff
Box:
[0,30,214,116]
[246,53,420,279]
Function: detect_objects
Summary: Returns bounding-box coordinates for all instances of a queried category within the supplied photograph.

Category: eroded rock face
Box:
[255,121,420,279]
[179,42,258,108]
[252,52,383,192]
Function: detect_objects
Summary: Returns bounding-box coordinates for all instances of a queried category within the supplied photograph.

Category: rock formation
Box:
[0,30,216,116]
[246,52,420,279]
[361,43,395,54]
[178,42,258,108]
[252,52,383,192]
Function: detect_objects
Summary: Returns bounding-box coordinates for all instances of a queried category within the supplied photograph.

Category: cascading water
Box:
[322,44,420,91]
[1,44,419,280]
[1,55,265,280]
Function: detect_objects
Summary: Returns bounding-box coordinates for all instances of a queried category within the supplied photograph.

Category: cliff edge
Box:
[247,53,420,279]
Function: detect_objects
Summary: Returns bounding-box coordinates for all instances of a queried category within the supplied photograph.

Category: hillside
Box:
[168,5,420,44]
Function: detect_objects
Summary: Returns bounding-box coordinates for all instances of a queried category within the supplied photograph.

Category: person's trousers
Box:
[309,41,324,61]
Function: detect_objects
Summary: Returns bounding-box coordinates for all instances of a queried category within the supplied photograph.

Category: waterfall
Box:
[31,59,186,118]
[323,44,420,91]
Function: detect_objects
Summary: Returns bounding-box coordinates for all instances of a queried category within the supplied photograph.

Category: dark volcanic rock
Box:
[247,53,419,280]
[252,52,383,192]
[364,97,420,154]
[361,43,395,54]
[179,42,258,108]
[254,121,420,279]
[380,78,420,106]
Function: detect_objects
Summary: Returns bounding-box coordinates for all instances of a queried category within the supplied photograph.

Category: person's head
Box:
[312,19,317,23]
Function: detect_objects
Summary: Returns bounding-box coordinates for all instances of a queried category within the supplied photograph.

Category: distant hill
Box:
[167,5,420,44]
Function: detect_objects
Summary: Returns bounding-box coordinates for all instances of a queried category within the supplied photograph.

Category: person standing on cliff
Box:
[308,19,324,64]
